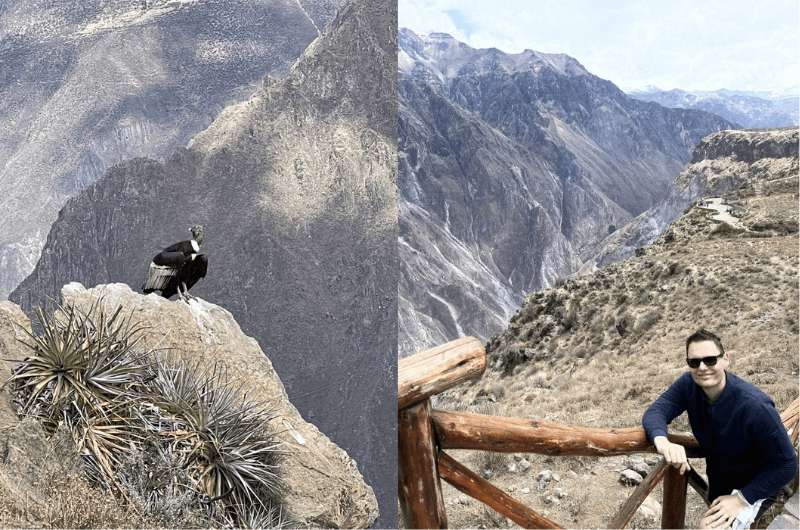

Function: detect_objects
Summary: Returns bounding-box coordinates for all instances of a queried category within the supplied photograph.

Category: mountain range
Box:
[10,1,398,525]
[629,88,799,129]
[397,29,733,356]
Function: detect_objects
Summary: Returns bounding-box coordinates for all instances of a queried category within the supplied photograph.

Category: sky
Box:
[398,0,800,95]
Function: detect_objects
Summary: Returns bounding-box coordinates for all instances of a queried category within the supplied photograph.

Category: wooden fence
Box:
[398,337,800,529]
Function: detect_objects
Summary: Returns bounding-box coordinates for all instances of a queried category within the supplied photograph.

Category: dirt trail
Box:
[698,197,743,228]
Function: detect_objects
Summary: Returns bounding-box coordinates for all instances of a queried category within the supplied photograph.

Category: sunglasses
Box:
[686,353,724,369]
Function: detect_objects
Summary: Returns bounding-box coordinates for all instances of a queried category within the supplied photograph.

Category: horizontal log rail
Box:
[398,336,485,410]
[432,409,702,457]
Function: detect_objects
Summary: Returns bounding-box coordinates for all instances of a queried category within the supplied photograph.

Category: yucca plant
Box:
[67,400,144,486]
[143,355,284,520]
[6,300,149,485]
[221,501,292,529]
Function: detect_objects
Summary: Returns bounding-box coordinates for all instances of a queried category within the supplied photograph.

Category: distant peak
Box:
[399,30,590,80]
[428,32,455,39]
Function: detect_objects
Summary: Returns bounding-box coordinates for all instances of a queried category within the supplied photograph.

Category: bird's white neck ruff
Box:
[191,239,199,252]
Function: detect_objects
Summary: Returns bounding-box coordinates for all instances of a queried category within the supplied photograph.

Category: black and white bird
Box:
[142,225,207,302]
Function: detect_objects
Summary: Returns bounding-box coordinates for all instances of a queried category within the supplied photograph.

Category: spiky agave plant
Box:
[6,300,149,485]
[221,502,292,529]
[144,355,284,521]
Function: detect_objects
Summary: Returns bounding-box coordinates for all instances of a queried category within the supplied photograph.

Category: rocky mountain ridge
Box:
[629,88,799,129]
[11,0,397,524]
[584,128,799,271]
[398,29,733,356]
[0,0,339,299]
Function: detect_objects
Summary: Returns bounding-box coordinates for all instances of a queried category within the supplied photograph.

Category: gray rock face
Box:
[690,128,799,163]
[398,29,733,356]
[0,0,340,299]
[11,1,398,525]
[629,88,799,129]
[584,128,799,271]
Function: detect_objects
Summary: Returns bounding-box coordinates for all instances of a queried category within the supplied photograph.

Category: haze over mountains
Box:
[629,87,799,129]
[397,29,732,356]
[0,0,340,300]
[11,0,397,525]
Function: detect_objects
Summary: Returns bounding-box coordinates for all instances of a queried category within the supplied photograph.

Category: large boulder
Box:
[0,283,378,528]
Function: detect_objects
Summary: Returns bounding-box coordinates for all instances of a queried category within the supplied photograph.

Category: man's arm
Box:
[643,373,692,473]
[739,402,798,504]
[643,372,691,440]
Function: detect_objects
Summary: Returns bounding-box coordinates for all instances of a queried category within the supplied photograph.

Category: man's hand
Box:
[700,494,747,529]
[653,436,689,474]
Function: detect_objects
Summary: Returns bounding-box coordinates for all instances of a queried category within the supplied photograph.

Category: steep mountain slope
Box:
[0,0,339,299]
[630,88,799,129]
[437,128,798,528]
[11,0,397,524]
[398,29,732,356]
[585,128,798,270]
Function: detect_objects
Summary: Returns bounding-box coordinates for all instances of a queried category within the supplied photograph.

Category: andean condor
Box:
[142,225,207,302]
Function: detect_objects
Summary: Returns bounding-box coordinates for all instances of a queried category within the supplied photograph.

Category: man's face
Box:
[687,340,728,389]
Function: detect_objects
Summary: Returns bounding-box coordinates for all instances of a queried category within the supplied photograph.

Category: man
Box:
[643,329,797,529]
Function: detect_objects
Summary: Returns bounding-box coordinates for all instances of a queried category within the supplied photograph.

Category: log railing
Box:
[398,337,800,529]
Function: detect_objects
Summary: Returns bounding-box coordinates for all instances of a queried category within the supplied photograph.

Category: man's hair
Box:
[685,329,724,356]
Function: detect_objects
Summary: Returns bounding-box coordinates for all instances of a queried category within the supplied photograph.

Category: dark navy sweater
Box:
[643,371,798,504]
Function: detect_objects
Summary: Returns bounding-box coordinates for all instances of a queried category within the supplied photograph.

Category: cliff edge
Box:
[0,283,377,528]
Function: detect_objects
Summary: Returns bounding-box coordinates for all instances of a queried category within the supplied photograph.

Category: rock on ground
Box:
[619,469,643,486]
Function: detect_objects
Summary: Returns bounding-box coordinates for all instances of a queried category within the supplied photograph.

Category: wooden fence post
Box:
[398,399,447,529]
[661,466,688,529]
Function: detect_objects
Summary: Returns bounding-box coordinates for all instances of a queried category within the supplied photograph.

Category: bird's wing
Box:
[144,262,178,291]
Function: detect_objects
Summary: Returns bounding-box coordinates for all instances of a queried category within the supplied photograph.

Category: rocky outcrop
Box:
[0,283,378,527]
[11,1,397,523]
[0,0,340,299]
[398,29,732,355]
[630,88,799,129]
[585,128,799,270]
[690,129,799,163]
